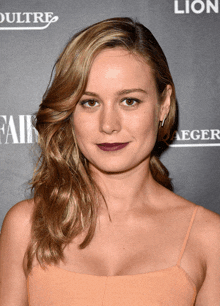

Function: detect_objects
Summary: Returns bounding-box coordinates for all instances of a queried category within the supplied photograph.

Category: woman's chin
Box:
[89,159,148,176]
[89,163,132,175]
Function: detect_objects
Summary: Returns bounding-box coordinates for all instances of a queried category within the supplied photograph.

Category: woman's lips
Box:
[97,142,129,151]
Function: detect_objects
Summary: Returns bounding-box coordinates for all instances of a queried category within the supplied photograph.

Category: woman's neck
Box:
[90,160,160,214]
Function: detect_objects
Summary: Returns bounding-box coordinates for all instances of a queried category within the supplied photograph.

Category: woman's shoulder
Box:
[1,199,35,233]
[1,199,35,256]
[170,193,220,267]
[171,192,220,250]
[196,204,220,224]
[162,188,220,237]
[0,200,35,302]
[194,205,220,249]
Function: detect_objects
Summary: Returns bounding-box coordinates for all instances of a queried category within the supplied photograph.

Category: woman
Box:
[0,17,220,305]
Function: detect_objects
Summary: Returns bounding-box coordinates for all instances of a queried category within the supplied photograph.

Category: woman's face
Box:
[73,48,171,174]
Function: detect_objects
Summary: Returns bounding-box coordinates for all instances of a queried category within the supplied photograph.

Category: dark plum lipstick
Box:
[97,142,129,152]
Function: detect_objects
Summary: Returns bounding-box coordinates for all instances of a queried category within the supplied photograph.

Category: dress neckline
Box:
[30,263,197,293]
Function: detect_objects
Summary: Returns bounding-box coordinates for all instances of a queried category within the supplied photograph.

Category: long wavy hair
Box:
[26,17,177,273]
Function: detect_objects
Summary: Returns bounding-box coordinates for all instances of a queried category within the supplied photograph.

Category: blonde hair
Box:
[26,17,177,272]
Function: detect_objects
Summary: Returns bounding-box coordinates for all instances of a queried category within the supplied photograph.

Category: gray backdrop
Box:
[1,0,220,228]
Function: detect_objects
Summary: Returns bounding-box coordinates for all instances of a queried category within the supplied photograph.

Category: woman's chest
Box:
[57,220,205,292]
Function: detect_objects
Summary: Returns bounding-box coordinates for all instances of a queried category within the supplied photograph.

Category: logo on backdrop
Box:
[174,0,219,14]
[0,12,59,30]
[0,115,38,144]
[170,129,220,147]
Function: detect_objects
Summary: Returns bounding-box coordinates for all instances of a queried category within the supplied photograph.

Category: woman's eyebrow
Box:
[116,88,147,95]
[83,88,147,97]
[83,91,99,97]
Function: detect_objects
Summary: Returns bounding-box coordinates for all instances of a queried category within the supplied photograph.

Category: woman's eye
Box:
[121,98,140,106]
[80,99,99,108]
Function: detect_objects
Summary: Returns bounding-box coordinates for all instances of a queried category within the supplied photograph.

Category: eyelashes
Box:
[121,98,141,106]
[79,99,99,107]
[79,98,142,108]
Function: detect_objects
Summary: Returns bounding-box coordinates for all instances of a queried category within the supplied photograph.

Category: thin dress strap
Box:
[177,205,199,266]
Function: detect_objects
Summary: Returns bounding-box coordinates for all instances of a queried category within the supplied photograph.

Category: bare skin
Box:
[1,49,220,305]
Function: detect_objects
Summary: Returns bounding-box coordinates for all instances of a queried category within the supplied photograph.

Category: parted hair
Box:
[26,17,177,272]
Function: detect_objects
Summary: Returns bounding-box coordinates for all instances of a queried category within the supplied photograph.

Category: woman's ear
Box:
[159,85,172,122]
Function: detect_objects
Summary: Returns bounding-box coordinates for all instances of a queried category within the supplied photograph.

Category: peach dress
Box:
[27,206,198,306]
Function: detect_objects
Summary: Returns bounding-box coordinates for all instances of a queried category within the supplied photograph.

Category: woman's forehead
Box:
[85,48,155,94]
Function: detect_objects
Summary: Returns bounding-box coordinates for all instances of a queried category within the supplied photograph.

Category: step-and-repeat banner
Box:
[1,0,220,227]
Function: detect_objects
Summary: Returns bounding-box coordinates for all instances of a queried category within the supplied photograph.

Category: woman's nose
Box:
[99,105,121,134]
